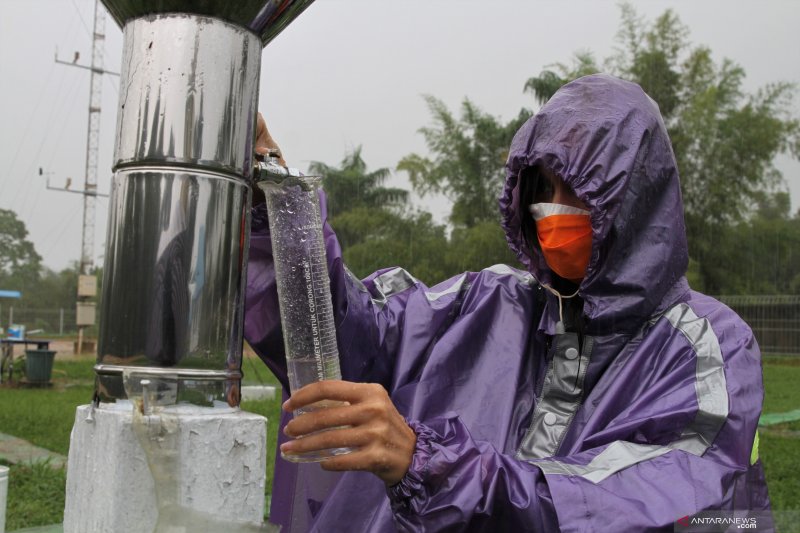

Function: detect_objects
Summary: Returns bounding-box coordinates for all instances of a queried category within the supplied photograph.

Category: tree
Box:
[700,193,800,295]
[397,96,532,229]
[609,4,687,120]
[334,208,452,284]
[0,208,42,291]
[309,146,408,219]
[524,3,800,292]
[309,148,455,284]
[446,221,520,275]
[26,263,83,312]
[524,51,600,105]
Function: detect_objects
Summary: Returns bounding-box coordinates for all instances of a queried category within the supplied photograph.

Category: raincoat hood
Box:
[501,74,689,333]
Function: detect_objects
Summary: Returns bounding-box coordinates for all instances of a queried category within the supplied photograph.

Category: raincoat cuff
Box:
[387,420,436,512]
[251,203,270,233]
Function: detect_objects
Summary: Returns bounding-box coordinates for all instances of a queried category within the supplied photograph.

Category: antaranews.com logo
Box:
[673,510,800,533]
[674,511,773,532]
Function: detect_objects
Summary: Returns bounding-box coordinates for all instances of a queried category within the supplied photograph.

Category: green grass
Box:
[762,363,800,432]
[763,363,800,414]
[760,433,800,511]
[759,358,800,511]
[0,359,94,455]
[0,356,284,529]
[1,461,67,531]
[0,358,93,531]
[0,356,797,530]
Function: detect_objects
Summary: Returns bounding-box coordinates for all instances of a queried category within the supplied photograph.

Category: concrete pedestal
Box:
[63,403,267,533]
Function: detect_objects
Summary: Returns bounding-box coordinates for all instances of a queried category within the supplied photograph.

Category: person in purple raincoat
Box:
[245,74,771,532]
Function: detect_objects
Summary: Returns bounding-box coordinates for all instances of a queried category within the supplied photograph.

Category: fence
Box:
[717,295,800,356]
[0,305,87,336]
[2,296,799,354]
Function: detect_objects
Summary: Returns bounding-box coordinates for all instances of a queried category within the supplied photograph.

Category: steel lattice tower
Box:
[81,0,105,276]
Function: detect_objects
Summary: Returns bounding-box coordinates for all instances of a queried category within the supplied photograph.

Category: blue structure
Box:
[0,290,21,299]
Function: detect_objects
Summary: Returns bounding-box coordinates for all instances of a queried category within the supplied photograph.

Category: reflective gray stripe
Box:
[663,302,728,455]
[425,266,531,302]
[346,265,370,294]
[484,264,535,284]
[345,266,417,309]
[374,267,418,298]
[516,333,594,461]
[345,265,390,308]
[424,265,530,302]
[352,264,531,305]
[425,274,467,302]
[350,267,470,306]
[536,441,671,483]
[533,302,729,483]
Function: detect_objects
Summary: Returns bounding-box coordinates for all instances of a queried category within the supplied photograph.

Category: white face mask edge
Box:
[529,202,590,221]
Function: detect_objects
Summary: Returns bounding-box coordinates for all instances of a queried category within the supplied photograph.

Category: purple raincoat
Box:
[245,74,770,532]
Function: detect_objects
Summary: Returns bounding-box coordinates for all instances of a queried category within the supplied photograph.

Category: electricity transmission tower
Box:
[53,0,118,353]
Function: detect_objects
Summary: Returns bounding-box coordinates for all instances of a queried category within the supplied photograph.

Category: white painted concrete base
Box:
[63,403,267,533]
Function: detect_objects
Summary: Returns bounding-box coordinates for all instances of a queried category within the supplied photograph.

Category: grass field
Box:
[0,355,282,531]
[0,355,797,530]
[760,357,800,514]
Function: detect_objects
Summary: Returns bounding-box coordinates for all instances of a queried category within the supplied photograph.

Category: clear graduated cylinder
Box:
[258,174,353,463]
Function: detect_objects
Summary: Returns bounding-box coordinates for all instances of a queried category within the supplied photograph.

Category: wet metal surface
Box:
[113,16,262,176]
[97,15,260,405]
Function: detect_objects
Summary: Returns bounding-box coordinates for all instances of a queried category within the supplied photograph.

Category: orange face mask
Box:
[530,203,592,282]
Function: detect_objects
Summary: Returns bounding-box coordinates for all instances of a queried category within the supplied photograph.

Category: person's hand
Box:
[281,381,417,486]
[255,112,286,166]
[252,112,285,205]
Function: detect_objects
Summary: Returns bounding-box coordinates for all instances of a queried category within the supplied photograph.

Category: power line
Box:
[69,0,121,84]
[1,62,58,190]
[39,205,84,262]
[16,72,85,216]
[69,0,92,36]
[52,0,115,277]
[0,5,81,190]
[51,0,114,352]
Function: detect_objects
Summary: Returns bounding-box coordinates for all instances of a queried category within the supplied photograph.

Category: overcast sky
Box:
[1,0,799,273]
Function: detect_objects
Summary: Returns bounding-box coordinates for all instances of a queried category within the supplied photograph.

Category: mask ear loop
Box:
[541,283,580,334]
[522,166,581,333]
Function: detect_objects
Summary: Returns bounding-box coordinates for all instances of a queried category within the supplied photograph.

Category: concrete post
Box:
[63,403,267,532]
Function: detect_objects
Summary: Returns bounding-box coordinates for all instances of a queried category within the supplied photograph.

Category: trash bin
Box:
[25,349,56,383]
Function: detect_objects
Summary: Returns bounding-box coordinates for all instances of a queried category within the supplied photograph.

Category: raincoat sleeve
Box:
[389,415,559,531]
[388,300,767,531]
[244,199,459,391]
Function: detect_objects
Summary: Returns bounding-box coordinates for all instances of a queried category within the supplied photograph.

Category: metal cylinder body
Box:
[96,15,261,405]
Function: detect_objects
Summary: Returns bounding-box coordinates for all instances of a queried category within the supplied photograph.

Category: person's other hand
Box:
[281,381,417,486]
[255,112,286,166]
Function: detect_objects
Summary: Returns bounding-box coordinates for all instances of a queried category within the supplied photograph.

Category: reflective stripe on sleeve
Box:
[536,441,671,483]
[346,267,419,309]
[374,267,418,299]
[424,274,467,302]
[353,264,531,306]
[483,263,535,284]
[662,302,729,456]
